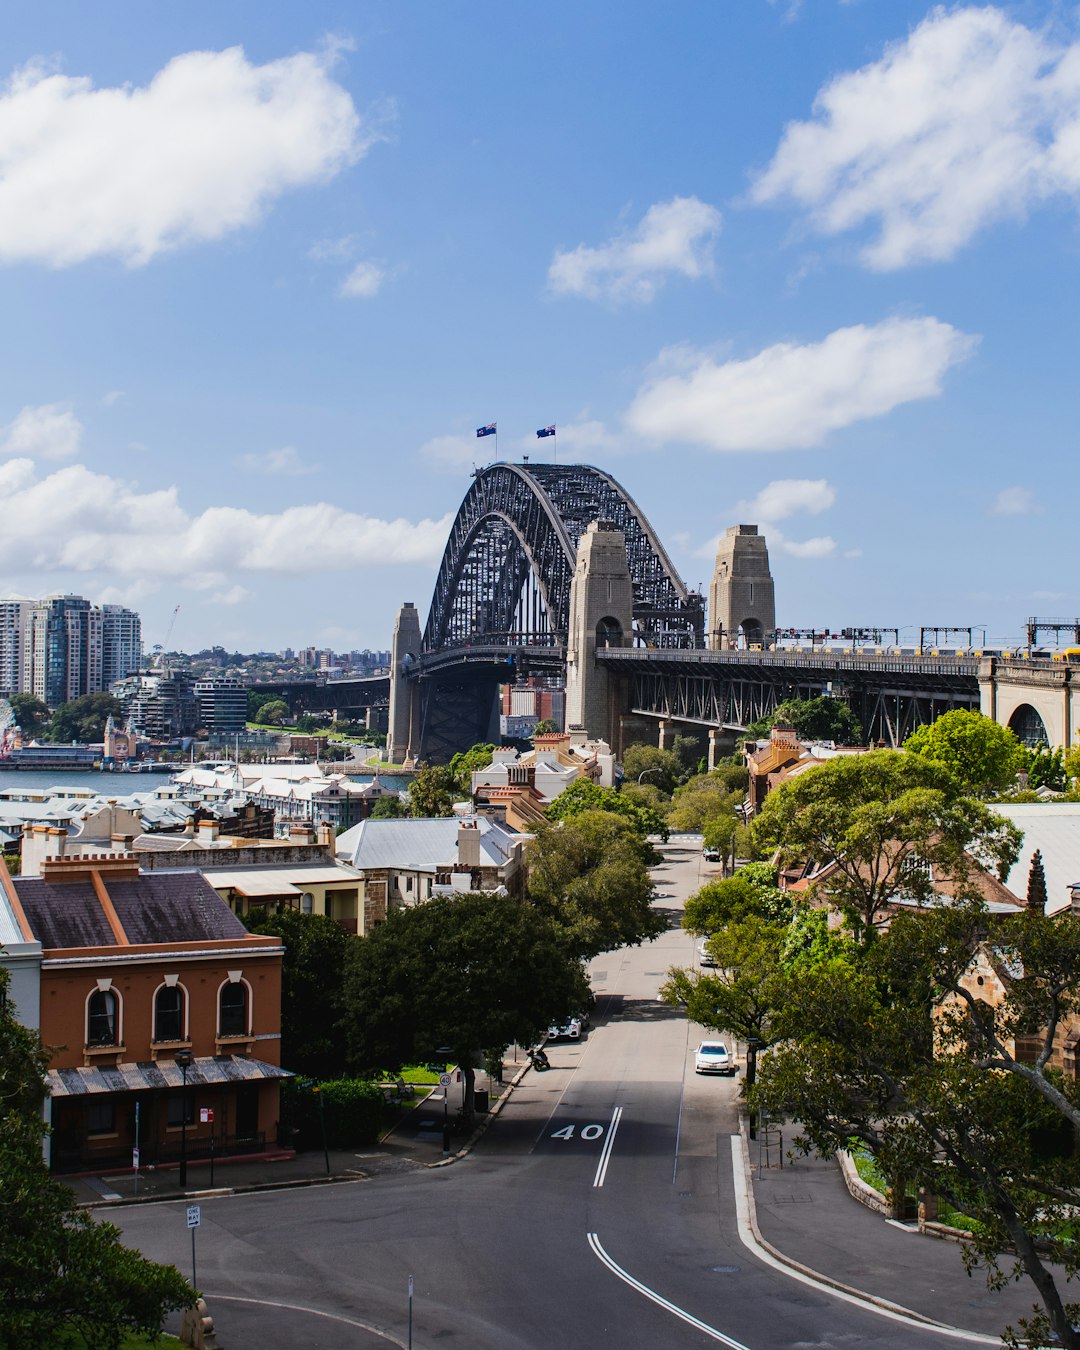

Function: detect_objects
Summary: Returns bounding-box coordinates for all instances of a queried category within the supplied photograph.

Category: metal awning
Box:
[47,1055,293,1098]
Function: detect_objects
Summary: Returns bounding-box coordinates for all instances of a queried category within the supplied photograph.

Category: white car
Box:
[547,1017,582,1041]
[695,1041,736,1075]
[698,939,717,968]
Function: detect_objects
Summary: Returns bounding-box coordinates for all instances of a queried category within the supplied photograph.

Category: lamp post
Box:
[745,1037,763,1141]
[176,1050,192,1189]
[637,767,662,785]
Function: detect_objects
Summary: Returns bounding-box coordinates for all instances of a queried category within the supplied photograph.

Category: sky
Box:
[0,1,1077,652]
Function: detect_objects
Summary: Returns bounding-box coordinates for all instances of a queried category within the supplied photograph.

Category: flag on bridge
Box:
[476,423,497,438]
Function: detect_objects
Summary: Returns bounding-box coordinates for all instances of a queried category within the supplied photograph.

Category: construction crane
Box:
[151,605,181,668]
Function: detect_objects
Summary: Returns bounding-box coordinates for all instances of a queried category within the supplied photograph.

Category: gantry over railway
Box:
[370,461,1060,762]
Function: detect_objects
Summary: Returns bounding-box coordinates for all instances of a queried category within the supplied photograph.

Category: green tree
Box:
[1023,744,1066,793]
[244,910,356,1080]
[750,749,1022,942]
[47,693,124,744]
[370,794,408,819]
[545,778,668,841]
[344,892,588,1113]
[256,699,291,727]
[904,708,1025,797]
[448,742,496,795]
[622,743,681,795]
[7,694,49,737]
[771,696,863,744]
[408,763,458,817]
[527,810,666,959]
[532,719,558,737]
[0,969,192,1346]
[1064,742,1080,786]
[667,772,743,835]
[682,871,790,936]
[753,911,1080,1350]
[247,689,281,721]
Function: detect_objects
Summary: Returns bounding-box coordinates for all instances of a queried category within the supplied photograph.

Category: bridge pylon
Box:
[708,525,775,649]
[388,602,422,765]
[565,520,634,745]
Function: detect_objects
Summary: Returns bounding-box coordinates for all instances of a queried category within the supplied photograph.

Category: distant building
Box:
[195,677,248,735]
[471,730,616,806]
[17,594,141,707]
[112,667,198,740]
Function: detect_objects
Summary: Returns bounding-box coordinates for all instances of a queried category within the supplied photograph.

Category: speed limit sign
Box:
[439,1073,451,1086]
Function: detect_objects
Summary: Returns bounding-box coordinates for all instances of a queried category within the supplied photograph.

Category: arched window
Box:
[219,981,248,1037]
[154,984,185,1043]
[87,989,119,1046]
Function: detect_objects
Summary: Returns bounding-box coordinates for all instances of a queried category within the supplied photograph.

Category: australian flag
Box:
[476,423,497,438]
[536,425,556,438]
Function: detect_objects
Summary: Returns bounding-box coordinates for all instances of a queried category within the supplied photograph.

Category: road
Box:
[113,838,991,1348]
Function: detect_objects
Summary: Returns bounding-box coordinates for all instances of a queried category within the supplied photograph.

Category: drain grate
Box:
[711,1265,740,1274]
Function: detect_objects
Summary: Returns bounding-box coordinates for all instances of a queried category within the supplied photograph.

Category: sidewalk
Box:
[67,1078,514,1209]
[745,1131,1061,1341]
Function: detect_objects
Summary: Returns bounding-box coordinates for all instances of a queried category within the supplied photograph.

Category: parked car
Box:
[695,1040,736,1075]
[702,847,721,862]
[698,938,717,968]
[547,1017,582,1041]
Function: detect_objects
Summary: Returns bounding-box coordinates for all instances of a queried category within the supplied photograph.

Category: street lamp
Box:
[175,1050,192,1189]
[637,767,662,785]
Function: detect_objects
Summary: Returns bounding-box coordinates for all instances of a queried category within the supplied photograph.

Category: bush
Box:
[283,1078,384,1151]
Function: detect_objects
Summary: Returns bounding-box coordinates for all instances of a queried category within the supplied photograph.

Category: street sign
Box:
[438,1073,451,1087]
[132,1147,140,1169]
[199,1107,214,1123]
[186,1204,201,1229]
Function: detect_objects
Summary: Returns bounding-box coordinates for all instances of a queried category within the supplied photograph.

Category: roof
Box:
[48,1054,292,1097]
[991,802,1080,914]
[13,868,249,948]
[204,863,363,897]
[337,815,522,872]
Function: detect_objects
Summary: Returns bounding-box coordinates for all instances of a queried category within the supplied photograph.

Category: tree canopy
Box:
[666,770,746,835]
[254,699,290,727]
[408,763,459,818]
[7,694,49,737]
[621,743,681,796]
[904,709,1025,797]
[47,693,124,744]
[545,777,668,840]
[750,749,1022,942]
[682,867,789,935]
[527,809,666,959]
[770,696,863,745]
[244,909,356,1080]
[0,969,192,1347]
[448,742,496,795]
[344,891,588,1109]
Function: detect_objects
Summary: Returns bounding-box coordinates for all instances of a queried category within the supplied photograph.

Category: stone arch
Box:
[739,618,765,647]
[595,616,624,648]
[1008,702,1051,748]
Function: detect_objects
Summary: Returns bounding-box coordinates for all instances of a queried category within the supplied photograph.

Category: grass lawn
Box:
[58,1332,181,1348]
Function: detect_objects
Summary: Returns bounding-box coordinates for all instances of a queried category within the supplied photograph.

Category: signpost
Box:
[186,1204,201,1289]
[408,1275,414,1350]
[133,1100,141,1197]
[439,1073,451,1154]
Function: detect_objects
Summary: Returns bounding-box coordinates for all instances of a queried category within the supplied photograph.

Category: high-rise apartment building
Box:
[0,600,28,697]
[20,595,142,708]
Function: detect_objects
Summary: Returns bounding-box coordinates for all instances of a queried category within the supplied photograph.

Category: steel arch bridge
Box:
[411,463,703,759]
[422,462,704,656]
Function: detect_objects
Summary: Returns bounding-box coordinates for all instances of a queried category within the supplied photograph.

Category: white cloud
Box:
[735,478,836,523]
[751,7,1080,269]
[237,446,317,477]
[625,315,976,451]
[780,534,836,558]
[210,585,252,606]
[0,403,82,459]
[308,233,358,262]
[0,458,452,586]
[991,485,1039,516]
[0,46,371,267]
[99,389,125,408]
[548,196,721,302]
[339,259,386,298]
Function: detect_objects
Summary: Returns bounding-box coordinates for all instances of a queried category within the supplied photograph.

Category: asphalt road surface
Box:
[114,838,991,1349]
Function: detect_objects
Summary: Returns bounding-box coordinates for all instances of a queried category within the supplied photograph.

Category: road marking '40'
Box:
[551,1123,605,1141]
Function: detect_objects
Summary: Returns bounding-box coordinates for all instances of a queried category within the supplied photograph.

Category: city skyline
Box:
[0,3,1077,650]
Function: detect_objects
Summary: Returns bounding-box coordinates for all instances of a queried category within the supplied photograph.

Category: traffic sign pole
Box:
[186,1204,201,1291]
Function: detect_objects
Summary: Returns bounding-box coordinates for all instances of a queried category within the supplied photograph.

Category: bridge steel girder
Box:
[422,463,704,657]
[595,650,981,749]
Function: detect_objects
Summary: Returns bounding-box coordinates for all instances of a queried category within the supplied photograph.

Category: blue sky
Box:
[0,1,1076,651]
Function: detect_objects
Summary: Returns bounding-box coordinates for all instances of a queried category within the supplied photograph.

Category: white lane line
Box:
[208,1293,407,1347]
[592,1105,622,1187]
[727,1137,999,1345]
[587,1233,751,1348]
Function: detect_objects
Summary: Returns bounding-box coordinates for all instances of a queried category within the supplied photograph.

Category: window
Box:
[301,892,313,915]
[154,985,185,1043]
[219,982,248,1037]
[87,989,119,1046]
[86,1099,116,1135]
[167,1093,194,1127]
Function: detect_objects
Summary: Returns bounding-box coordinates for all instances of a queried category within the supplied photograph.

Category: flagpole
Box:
[553,429,557,465]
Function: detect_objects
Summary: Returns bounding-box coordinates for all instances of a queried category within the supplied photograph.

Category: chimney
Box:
[457,820,481,869]
[289,822,315,846]
[316,822,334,849]
[1027,849,1049,914]
[20,823,67,877]
[196,820,220,844]
[111,832,135,853]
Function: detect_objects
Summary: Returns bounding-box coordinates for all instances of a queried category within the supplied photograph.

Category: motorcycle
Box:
[527,1046,550,1071]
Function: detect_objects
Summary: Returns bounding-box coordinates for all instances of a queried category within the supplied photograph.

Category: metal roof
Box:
[991,802,1080,914]
[339,816,521,872]
[48,1054,292,1097]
